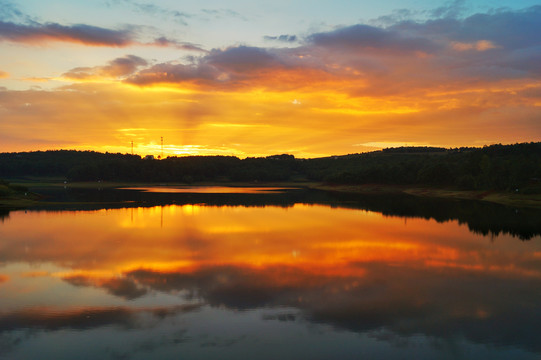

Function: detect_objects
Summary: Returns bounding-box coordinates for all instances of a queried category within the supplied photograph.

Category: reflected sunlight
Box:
[1,204,540,280]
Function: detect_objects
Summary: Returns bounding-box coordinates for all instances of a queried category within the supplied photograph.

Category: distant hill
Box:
[1,143,540,192]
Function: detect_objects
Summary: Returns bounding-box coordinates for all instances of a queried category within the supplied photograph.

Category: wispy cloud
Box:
[107,0,193,25]
[370,0,469,26]
[0,20,205,50]
[107,0,248,25]
[150,36,207,52]
[200,8,248,21]
[263,34,297,43]
[0,0,30,22]
[0,21,134,46]
[429,0,469,19]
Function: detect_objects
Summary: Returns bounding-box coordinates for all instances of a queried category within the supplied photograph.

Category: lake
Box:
[1,187,541,359]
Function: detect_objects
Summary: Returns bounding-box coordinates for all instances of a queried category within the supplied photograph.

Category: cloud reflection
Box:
[48,260,541,353]
[122,263,541,352]
[64,275,149,300]
[0,304,201,333]
[1,204,541,353]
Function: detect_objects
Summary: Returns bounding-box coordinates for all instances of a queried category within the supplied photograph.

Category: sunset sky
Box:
[0,0,540,158]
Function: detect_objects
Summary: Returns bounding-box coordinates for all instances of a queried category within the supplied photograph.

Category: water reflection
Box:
[120,186,297,194]
[1,200,541,359]
[24,186,541,240]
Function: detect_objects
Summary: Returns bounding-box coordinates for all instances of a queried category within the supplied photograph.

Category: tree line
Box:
[0,143,540,192]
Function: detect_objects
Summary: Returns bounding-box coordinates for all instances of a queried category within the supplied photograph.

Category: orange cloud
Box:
[451,40,500,51]
[62,55,148,81]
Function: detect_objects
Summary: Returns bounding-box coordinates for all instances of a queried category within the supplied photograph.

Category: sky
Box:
[0,0,540,158]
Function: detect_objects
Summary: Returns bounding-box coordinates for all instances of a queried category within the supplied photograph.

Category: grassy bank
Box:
[0,181,41,208]
[311,184,541,209]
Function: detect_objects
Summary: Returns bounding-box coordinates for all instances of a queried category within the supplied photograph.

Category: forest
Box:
[0,142,540,192]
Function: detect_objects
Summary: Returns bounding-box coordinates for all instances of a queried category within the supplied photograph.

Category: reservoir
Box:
[1,187,540,359]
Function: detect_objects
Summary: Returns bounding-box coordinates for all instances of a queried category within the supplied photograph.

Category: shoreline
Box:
[1,181,541,210]
[311,184,541,209]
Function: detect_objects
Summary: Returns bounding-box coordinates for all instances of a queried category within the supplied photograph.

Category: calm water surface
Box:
[1,187,540,359]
